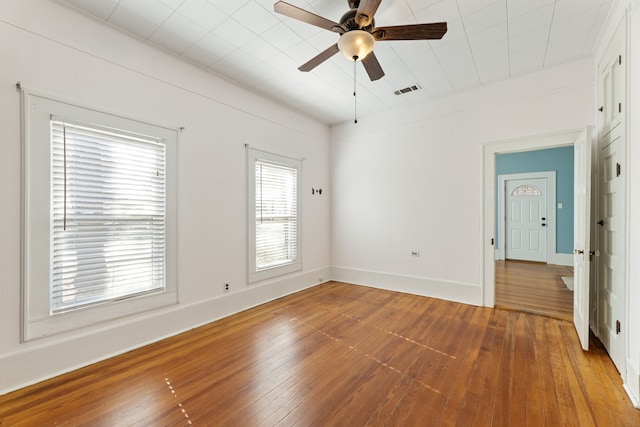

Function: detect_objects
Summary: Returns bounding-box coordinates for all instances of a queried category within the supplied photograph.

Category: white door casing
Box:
[505,178,547,262]
[498,171,556,264]
[573,127,593,351]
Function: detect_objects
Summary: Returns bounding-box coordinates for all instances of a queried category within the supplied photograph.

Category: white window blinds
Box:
[50,119,166,312]
[255,160,298,270]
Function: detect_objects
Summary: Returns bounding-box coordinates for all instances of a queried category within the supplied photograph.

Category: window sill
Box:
[23,290,178,342]
[248,261,301,284]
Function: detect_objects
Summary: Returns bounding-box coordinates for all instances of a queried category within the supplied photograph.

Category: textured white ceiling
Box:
[61,0,613,125]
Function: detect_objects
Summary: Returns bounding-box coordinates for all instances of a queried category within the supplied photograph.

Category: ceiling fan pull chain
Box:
[353,57,358,124]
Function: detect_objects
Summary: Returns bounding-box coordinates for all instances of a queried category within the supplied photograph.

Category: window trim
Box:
[247,147,302,283]
[21,89,178,341]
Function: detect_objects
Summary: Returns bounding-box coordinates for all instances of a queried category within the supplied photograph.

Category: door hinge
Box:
[619,102,622,113]
[491,238,494,246]
[619,55,622,65]
[616,320,621,334]
[616,163,621,177]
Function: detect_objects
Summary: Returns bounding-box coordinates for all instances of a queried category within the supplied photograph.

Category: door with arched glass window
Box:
[505,178,547,262]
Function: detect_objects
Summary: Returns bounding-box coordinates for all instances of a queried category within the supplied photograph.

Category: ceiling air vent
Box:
[394,84,421,96]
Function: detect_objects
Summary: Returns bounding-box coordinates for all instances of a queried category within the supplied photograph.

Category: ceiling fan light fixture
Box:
[338,30,375,61]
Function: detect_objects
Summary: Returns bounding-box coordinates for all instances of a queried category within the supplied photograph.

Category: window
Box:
[511,184,541,196]
[22,91,177,340]
[50,120,165,312]
[248,148,301,282]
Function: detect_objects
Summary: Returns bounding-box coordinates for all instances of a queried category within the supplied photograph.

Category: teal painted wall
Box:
[496,146,574,254]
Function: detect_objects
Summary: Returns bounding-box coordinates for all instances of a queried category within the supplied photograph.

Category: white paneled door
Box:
[505,178,547,262]
[597,134,625,373]
[573,128,592,351]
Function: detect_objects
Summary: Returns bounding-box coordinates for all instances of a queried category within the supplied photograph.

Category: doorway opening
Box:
[482,130,582,314]
[490,144,575,319]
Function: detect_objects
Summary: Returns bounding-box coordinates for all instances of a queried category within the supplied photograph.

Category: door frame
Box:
[498,171,556,264]
[482,130,581,307]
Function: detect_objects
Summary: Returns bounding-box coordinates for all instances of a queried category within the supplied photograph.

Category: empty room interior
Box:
[1,0,640,425]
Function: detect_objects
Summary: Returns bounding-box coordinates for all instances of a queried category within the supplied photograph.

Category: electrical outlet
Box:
[223,282,230,293]
[411,251,420,257]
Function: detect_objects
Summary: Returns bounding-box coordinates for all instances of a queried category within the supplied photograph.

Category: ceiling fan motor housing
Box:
[340,8,374,31]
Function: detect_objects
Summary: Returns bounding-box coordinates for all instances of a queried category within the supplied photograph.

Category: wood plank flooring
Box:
[495,260,574,321]
[1,281,638,426]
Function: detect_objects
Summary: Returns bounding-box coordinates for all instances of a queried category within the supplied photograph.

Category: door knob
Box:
[574,249,584,254]
[597,219,604,226]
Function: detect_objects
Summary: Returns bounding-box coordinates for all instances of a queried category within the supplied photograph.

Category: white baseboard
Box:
[554,253,574,266]
[624,362,640,408]
[331,266,483,307]
[0,267,331,396]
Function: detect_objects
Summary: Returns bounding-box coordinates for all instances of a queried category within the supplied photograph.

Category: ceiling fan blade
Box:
[356,0,382,28]
[299,43,340,72]
[274,1,343,33]
[361,51,385,81]
[373,22,448,41]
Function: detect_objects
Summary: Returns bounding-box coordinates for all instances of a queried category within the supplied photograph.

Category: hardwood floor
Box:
[1,282,638,426]
[495,260,574,321]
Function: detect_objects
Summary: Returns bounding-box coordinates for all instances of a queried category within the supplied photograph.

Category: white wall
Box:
[330,58,595,306]
[0,0,330,394]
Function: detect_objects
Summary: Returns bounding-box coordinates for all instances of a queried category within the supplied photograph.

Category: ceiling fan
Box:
[274,0,448,81]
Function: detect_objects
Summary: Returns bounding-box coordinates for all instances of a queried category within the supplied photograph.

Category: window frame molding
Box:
[21,89,179,341]
[247,147,302,283]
